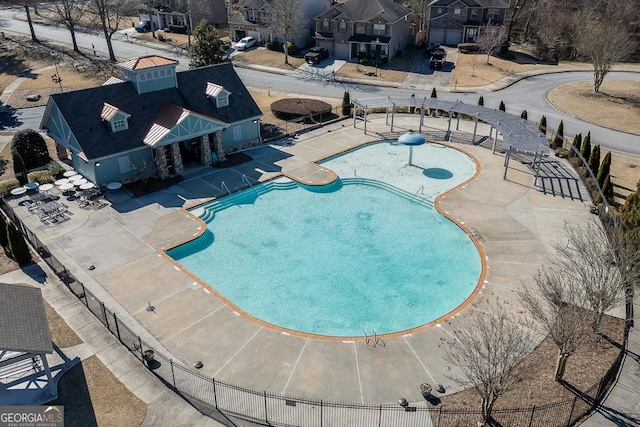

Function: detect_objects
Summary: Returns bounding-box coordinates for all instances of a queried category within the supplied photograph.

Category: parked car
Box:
[304,47,329,65]
[135,21,151,33]
[429,48,446,69]
[235,36,256,51]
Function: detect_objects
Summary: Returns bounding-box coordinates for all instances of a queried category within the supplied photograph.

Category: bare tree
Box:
[476,23,502,64]
[574,2,637,92]
[444,302,535,425]
[519,268,594,381]
[91,0,137,61]
[45,0,90,52]
[263,0,306,65]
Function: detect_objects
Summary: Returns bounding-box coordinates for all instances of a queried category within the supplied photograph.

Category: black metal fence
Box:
[0,197,629,427]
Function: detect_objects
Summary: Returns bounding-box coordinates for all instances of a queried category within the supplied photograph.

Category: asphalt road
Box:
[1,6,639,153]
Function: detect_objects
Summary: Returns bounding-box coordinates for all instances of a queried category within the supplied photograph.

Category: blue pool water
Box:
[169,156,482,337]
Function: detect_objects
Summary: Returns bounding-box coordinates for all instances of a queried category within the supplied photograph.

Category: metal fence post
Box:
[264,391,268,424]
[170,359,176,387]
[101,302,108,327]
[81,284,88,306]
[320,400,322,427]
[378,404,382,427]
[113,312,122,342]
[566,396,577,426]
[212,377,218,409]
[437,407,442,427]
[528,405,536,427]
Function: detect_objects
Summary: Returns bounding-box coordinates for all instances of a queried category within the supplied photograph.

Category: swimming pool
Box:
[169,142,481,337]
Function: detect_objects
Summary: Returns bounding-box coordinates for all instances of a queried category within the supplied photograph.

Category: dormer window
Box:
[101,103,130,133]
[206,82,231,109]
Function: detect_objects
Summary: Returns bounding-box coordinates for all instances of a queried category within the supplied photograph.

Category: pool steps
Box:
[193,178,433,224]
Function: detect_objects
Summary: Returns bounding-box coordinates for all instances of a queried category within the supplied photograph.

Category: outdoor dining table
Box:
[63,170,78,178]
[24,182,39,191]
[69,174,85,182]
[59,183,75,191]
[106,182,122,190]
[10,187,27,196]
[39,183,54,193]
[73,178,88,186]
[79,182,95,190]
[54,178,69,186]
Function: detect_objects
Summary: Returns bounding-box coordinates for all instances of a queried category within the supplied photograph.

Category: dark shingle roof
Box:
[47,62,261,160]
[0,283,53,354]
[326,0,410,22]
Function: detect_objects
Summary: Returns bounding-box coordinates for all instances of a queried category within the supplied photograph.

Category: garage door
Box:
[445,30,463,46]
[428,29,446,46]
[335,43,349,60]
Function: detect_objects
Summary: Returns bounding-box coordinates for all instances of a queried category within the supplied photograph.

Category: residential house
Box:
[313,0,412,62]
[427,0,510,46]
[138,0,227,32]
[228,0,331,47]
[40,56,262,186]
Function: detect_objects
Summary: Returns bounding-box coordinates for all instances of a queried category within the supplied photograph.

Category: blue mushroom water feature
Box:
[395,131,426,166]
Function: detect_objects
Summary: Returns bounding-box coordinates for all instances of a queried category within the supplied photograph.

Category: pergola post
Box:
[446,109,453,141]
[489,126,493,138]
[472,115,478,144]
[419,101,425,133]
[364,108,368,135]
[386,106,389,125]
[390,103,395,132]
[353,105,356,127]
[534,151,542,185]
[503,149,511,180]
[40,353,54,397]
[456,115,460,130]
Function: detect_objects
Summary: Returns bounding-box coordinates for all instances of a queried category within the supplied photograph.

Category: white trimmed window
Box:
[216,94,229,108]
[322,20,330,31]
[488,9,499,20]
[233,126,242,142]
[373,23,385,35]
[339,21,346,32]
[454,8,461,15]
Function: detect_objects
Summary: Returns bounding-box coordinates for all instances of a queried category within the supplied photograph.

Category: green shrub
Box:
[499,100,506,111]
[342,91,351,116]
[571,133,582,157]
[581,132,592,163]
[0,214,7,248]
[359,58,368,65]
[539,115,547,135]
[167,24,187,34]
[431,87,437,99]
[478,95,484,106]
[588,145,601,175]
[12,151,27,186]
[27,170,54,184]
[380,54,388,64]
[47,161,66,179]
[602,175,614,201]
[597,152,612,188]
[285,41,297,54]
[520,110,528,120]
[553,120,564,149]
[0,179,20,196]
[458,43,480,53]
[6,223,31,266]
[11,128,50,169]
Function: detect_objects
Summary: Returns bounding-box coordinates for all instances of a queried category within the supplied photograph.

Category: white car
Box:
[235,36,256,51]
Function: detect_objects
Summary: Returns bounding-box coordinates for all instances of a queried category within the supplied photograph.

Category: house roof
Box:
[117,56,179,71]
[317,0,410,23]
[430,0,508,7]
[0,283,53,354]
[44,62,262,160]
[236,0,266,10]
[144,104,227,147]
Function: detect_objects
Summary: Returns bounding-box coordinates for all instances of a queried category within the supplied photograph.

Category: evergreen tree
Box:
[10,129,49,169]
[520,110,528,120]
[571,133,582,157]
[581,132,592,163]
[499,100,506,111]
[478,95,484,106]
[188,20,226,68]
[602,175,614,201]
[12,151,27,186]
[597,151,612,188]
[431,87,437,98]
[341,91,351,116]
[0,214,7,249]
[538,115,547,136]
[6,223,31,265]
[553,120,564,149]
[588,145,601,175]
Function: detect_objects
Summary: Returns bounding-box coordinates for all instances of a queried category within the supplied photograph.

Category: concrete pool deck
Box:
[8,114,611,406]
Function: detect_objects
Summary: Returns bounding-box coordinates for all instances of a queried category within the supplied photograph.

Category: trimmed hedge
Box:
[0,179,21,196]
[270,98,332,121]
[27,170,55,184]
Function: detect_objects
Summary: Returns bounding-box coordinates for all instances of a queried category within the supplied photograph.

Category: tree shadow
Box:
[0,50,39,80]
[0,102,22,130]
[49,361,99,427]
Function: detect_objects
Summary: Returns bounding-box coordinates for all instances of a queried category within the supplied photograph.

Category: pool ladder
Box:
[242,174,258,196]
[220,181,231,195]
[354,169,363,185]
[364,328,381,347]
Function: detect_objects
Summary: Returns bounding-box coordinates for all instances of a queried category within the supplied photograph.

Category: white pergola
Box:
[351,96,550,180]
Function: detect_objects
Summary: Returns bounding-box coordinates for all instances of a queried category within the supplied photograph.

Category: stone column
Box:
[154,147,169,179]
[170,143,184,175]
[200,134,212,166]
[214,131,226,162]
